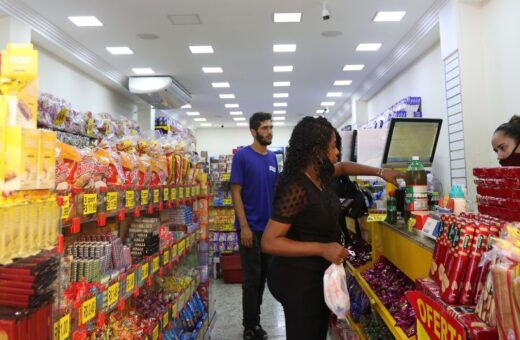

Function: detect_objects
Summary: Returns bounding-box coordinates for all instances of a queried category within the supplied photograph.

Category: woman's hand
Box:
[381,169,405,186]
[320,243,348,265]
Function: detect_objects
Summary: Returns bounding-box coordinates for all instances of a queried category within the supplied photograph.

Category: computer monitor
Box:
[382,118,443,168]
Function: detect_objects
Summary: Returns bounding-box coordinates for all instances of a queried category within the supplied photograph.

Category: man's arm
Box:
[230,183,253,248]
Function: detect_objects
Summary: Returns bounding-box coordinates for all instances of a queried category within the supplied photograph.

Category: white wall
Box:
[195,126,293,158]
[366,42,451,193]
[37,46,138,120]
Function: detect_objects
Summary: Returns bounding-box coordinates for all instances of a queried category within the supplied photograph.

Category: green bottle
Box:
[386,191,397,224]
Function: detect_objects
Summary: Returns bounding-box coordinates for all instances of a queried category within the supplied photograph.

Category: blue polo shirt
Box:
[230,146,278,232]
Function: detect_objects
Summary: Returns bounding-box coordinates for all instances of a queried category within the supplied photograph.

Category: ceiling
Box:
[14,0,439,129]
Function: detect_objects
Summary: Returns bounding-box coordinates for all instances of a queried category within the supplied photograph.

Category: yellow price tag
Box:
[153,189,159,204]
[53,321,59,340]
[223,198,232,205]
[221,173,230,181]
[407,217,417,231]
[172,303,178,318]
[141,189,149,206]
[178,239,186,255]
[172,244,178,258]
[106,192,118,212]
[142,262,149,281]
[81,296,96,324]
[186,186,191,198]
[83,193,97,215]
[107,282,119,306]
[153,325,159,340]
[171,187,177,200]
[163,250,170,265]
[61,195,70,219]
[125,190,134,208]
[164,188,169,201]
[59,314,70,340]
[152,256,160,273]
[163,311,169,327]
[179,187,184,199]
[367,214,387,223]
[126,272,135,293]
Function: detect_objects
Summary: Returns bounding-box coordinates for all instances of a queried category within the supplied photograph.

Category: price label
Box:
[152,256,160,273]
[191,186,196,197]
[126,272,135,293]
[179,187,184,199]
[83,193,97,215]
[59,314,70,340]
[407,217,417,231]
[141,190,149,206]
[186,186,191,198]
[221,173,230,181]
[164,188,169,201]
[172,244,178,258]
[152,325,159,340]
[125,190,134,208]
[106,192,118,211]
[163,250,170,265]
[367,213,387,223]
[196,186,200,195]
[108,282,119,306]
[61,195,70,219]
[53,321,59,340]
[172,303,178,318]
[171,187,177,200]
[153,189,159,204]
[163,311,169,327]
[81,296,96,324]
[141,262,149,281]
[178,239,186,255]
[223,198,232,205]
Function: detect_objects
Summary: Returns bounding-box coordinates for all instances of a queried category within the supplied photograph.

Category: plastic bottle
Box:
[386,191,397,224]
[405,156,428,220]
[449,185,466,215]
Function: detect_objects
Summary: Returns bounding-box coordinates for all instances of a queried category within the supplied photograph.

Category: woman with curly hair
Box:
[261,116,402,339]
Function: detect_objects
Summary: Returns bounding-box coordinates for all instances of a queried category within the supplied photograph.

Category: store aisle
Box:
[209,279,287,339]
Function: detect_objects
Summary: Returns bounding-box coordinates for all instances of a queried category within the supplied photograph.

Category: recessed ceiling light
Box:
[356,43,382,51]
[373,11,406,22]
[274,102,288,107]
[236,122,248,127]
[313,115,319,118]
[186,112,200,116]
[321,101,335,107]
[273,122,285,126]
[273,110,286,114]
[181,104,192,109]
[273,116,285,121]
[200,123,212,127]
[229,111,243,115]
[316,109,326,114]
[106,47,134,55]
[273,93,289,98]
[212,82,230,88]
[68,16,103,27]
[343,64,365,71]
[219,94,235,99]
[233,117,246,121]
[194,117,207,122]
[189,45,214,54]
[334,80,352,86]
[273,13,302,23]
[202,67,223,73]
[273,44,297,52]
[274,66,293,72]
[225,103,239,108]
[327,92,343,97]
[132,68,155,75]
[273,81,291,87]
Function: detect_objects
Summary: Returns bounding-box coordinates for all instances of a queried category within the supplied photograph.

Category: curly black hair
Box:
[280,116,337,187]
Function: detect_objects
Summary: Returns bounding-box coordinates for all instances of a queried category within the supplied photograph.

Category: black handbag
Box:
[337,177,371,219]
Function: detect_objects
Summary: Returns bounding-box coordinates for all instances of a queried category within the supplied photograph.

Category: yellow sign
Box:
[172,303,178,318]
[367,214,387,223]
[179,187,184,199]
[126,272,135,293]
[125,190,134,208]
[172,244,178,258]
[179,239,186,255]
[163,250,170,265]
[163,311,169,327]
[164,188,169,201]
[61,195,70,219]
[107,192,118,211]
[185,186,191,198]
[53,321,59,340]
[81,296,96,324]
[152,325,159,340]
[152,256,160,273]
[223,198,232,205]
[153,189,159,204]
[171,187,177,200]
[221,173,230,181]
[407,217,417,231]
[142,262,149,281]
[141,189,149,206]
[108,282,119,306]
[83,193,97,215]
[59,314,70,340]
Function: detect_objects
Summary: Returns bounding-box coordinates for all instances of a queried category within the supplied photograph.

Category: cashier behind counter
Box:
[492,115,520,166]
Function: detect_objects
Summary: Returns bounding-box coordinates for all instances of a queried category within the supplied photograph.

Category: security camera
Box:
[322,3,330,20]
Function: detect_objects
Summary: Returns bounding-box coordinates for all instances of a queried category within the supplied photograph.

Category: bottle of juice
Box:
[405,156,428,220]
[386,191,397,224]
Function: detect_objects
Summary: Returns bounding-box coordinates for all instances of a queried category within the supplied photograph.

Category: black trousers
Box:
[267,258,330,340]
[238,232,272,329]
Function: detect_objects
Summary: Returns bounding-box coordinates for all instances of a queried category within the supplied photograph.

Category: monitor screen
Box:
[382,118,442,167]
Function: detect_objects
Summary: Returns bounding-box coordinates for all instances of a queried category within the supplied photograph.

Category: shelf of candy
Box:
[126,218,161,263]
[473,166,520,221]
[361,312,394,339]
[360,97,422,130]
[209,231,239,258]
[169,205,194,226]
[208,207,235,231]
[345,238,373,273]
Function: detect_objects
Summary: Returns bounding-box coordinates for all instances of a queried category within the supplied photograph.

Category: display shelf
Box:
[346,313,367,340]
[345,260,372,276]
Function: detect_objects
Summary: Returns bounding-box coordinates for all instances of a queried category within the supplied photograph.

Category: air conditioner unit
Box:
[128,76,191,109]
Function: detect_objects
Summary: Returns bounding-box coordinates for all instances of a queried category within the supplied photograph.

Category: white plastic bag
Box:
[323,263,350,319]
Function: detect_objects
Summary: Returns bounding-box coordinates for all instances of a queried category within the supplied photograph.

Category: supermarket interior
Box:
[0,0,520,339]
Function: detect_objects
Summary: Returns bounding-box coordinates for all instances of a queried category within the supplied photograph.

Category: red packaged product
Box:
[429,215,449,282]
[437,217,459,286]
[473,223,501,305]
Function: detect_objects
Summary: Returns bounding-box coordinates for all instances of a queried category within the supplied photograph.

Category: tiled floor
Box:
[208,279,287,339]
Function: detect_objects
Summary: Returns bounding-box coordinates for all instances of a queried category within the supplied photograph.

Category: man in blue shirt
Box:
[230,112,278,340]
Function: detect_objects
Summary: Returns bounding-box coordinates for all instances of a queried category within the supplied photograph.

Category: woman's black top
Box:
[270,175,342,272]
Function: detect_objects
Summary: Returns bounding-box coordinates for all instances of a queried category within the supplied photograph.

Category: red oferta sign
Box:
[406,291,467,340]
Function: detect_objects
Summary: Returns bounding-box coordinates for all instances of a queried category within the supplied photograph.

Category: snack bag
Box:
[323,263,350,319]
[138,155,152,186]
[119,151,139,187]
[95,148,125,186]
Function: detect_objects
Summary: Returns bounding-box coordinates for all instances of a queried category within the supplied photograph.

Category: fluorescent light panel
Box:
[273,44,296,52]
[236,122,248,127]
[186,112,200,116]
[274,102,287,107]
[273,93,289,98]
[194,117,207,122]
[273,110,286,114]
[200,123,212,127]
[321,101,335,106]
[132,68,154,75]
[68,16,103,27]
[181,104,192,109]
[189,45,214,54]
[273,81,291,87]
[202,67,223,73]
[334,80,352,86]
[229,111,243,115]
[219,94,235,99]
[233,117,246,121]
[316,110,325,114]
[326,92,343,97]
[356,43,382,51]
[212,82,230,88]
[273,116,285,121]
[273,13,302,23]
[273,122,285,126]
[225,103,239,108]
[343,64,364,71]
[274,65,293,72]
[373,11,406,22]
[106,46,133,55]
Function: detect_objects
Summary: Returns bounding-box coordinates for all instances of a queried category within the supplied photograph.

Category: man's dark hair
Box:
[249,112,272,130]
